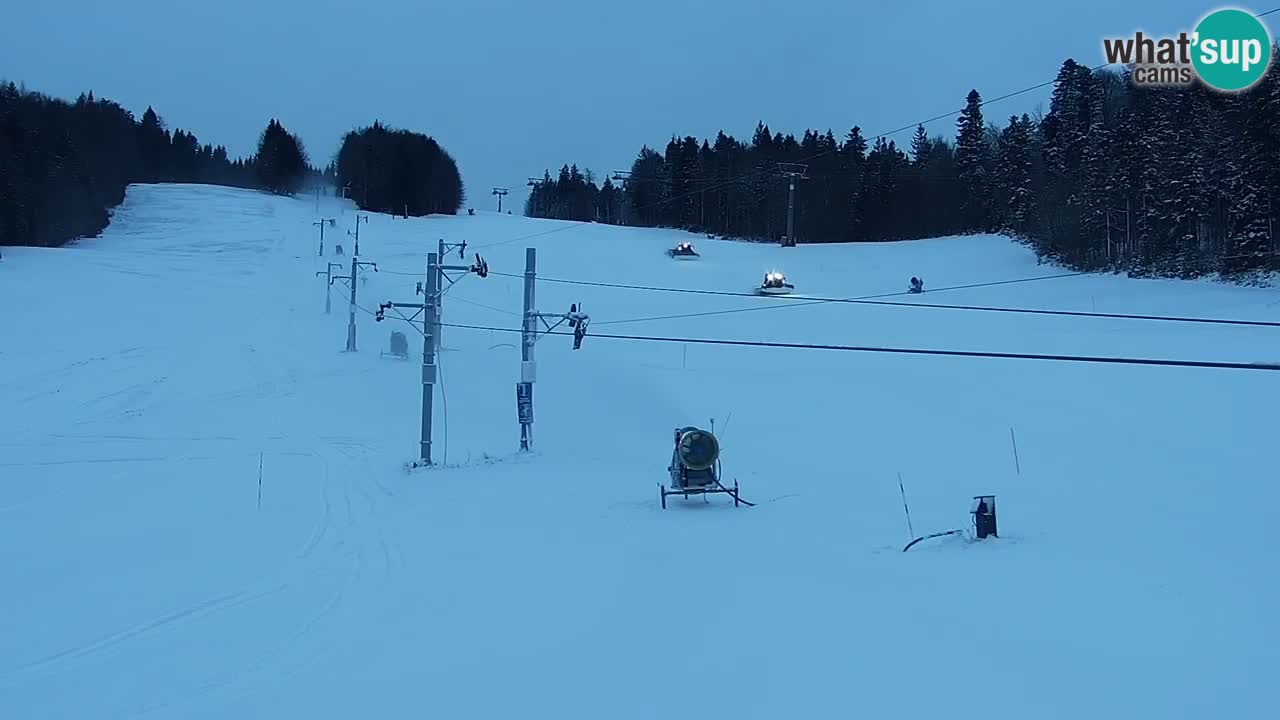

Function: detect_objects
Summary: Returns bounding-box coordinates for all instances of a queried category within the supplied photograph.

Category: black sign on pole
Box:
[516,382,533,424]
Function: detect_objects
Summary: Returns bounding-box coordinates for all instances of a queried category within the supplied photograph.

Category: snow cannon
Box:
[666,241,700,260]
[661,426,742,509]
[757,271,794,296]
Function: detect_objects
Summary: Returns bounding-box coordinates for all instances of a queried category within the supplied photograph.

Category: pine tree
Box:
[255,119,308,195]
[711,130,737,236]
[996,114,1034,235]
[1219,75,1275,276]
[910,124,930,166]
[955,89,991,231]
[1042,60,1092,192]
[748,123,775,239]
[1078,74,1115,267]
[1037,60,1098,258]
[599,177,618,224]
[137,106,170,182]
[1117,84,1178,271]
[842,126,868,241]
[1163,88,1212,274]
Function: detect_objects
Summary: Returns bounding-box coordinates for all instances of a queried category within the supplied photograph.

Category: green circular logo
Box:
[1191,8,1273,91]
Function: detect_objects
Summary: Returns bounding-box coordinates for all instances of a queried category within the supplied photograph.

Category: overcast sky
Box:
[3,1,1274,211]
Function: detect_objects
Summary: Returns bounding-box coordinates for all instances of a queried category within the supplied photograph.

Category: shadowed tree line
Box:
[529,52,1280,281]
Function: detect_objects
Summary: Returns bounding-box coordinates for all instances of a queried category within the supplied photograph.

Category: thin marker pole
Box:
[1010,427,1022,476]
[897,472,914,540]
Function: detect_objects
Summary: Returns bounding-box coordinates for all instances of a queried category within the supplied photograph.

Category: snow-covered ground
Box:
[2,183,1277,718]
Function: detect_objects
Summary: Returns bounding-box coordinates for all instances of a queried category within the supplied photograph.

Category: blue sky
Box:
[2,1,1275,210]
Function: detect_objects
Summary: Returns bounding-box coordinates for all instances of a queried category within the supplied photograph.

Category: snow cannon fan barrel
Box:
[676,427,719,472]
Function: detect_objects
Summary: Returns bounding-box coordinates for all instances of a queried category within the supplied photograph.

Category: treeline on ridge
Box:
[1,81,466,250]
[528,51,1280,281]
[0,82,323,248]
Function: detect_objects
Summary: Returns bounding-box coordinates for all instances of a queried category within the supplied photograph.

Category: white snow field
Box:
[2,183,1277,719]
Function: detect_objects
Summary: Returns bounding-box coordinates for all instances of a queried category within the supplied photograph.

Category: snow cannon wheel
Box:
[660,483,668,509]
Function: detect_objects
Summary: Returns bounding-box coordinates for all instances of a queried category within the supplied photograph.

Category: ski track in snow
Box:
[1,184,1278,718]
[0,584,291,683]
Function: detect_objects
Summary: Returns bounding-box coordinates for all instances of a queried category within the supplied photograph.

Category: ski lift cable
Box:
[435,321,1280,372]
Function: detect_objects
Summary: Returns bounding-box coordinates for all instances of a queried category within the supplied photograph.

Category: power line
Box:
[828,296,1280,329]
[354,293,1280,371]
[487,269,1280,330]
[473,219,586,249]
[489,269,767,298]
[449,294,522,317]
[436,321,1280,372]
[595,271,1100,326]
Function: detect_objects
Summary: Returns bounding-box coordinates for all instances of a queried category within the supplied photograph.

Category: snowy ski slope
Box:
[1,183,1277,718]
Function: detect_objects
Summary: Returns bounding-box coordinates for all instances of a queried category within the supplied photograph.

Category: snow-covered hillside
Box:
[2,184,1277,718]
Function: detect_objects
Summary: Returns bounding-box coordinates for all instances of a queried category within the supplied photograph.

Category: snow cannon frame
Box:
[661,426,743,509]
